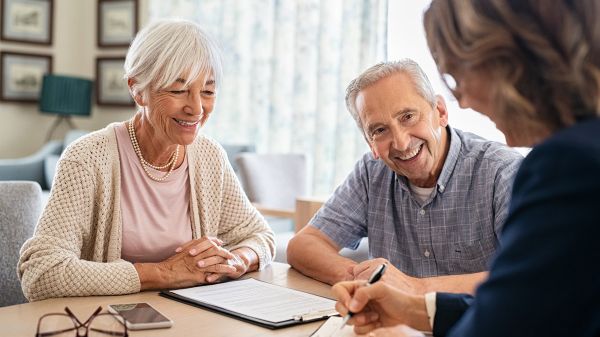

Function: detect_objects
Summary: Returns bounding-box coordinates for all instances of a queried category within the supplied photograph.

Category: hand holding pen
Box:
[336,263,387,333]
[331,263,432,336]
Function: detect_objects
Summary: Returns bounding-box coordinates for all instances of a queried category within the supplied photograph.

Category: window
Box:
[387,0,507,144]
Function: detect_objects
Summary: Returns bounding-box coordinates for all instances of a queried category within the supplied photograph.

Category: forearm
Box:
[420,272,487,294]
[20,237,140,301]
[287,235,356,285]
[21,257,140,300]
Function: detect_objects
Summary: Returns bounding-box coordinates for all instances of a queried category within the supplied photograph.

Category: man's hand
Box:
[351,258,426,295]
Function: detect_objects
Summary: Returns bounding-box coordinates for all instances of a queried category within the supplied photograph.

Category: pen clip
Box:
[293,309,338,321]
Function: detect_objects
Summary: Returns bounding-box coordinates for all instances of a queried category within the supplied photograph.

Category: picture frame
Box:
[97,0,138,48]
[0,0,53,45]
[96,57,134,106]
[0,51,52,102]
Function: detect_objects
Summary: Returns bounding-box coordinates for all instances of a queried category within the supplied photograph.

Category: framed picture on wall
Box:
[97,0,138,47]
[0,0,54,45]
[96,57,134,106]
[0,51,52,102]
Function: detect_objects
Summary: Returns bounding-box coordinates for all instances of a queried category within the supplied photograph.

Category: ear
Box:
[435,95,449,127]
[127,78,145,106]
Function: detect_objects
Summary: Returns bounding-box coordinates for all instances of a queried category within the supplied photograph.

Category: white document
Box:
[170,278,337,323]
[311,316,434,337]
[311,316,357,337]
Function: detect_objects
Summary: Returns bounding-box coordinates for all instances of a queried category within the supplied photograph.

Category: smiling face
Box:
[356,72,450,187]
[134,74,217,149]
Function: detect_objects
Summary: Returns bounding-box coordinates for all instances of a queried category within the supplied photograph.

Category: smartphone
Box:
[107,303,173,330]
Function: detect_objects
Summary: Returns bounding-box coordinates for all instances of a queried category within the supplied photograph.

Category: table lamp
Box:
[39,74,92,141]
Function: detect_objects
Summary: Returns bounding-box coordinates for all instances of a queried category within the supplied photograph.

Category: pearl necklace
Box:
[128,120,179,182]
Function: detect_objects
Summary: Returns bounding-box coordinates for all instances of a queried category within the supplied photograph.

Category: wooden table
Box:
[0,263,333,337]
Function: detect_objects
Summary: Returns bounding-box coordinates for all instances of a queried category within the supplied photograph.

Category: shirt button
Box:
[439,185,445,192]
[419,209,425,215]
[424,249,430,257]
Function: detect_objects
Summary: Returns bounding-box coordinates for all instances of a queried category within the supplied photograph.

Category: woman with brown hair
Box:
[332,0,600,336]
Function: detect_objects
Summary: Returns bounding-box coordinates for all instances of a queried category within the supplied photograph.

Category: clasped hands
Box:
[158,237,248,288]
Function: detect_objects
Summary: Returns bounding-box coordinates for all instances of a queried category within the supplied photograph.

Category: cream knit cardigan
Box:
[18,124,275,302]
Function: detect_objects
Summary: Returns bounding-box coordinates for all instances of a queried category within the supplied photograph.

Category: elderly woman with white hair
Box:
[18,19,275,301]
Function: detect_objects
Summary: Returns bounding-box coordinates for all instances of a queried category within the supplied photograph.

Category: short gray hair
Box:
[345,59,437,134]
[124,18,223,101]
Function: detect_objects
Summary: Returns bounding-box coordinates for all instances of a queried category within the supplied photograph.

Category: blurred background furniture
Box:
[294,197,370,263]
[0,129,88,191]
[39,75,93,141]
[222,144,255,178]
[235,153,370,263]
[236,153,307,262]
[236,153,307,218]
[0,181,43,307]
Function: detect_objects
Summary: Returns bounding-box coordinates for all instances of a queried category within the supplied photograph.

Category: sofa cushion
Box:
[44,154,60,190]
[63,129,89,151]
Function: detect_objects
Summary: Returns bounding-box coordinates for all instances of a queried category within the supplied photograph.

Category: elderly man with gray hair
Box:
[287,59,522,294]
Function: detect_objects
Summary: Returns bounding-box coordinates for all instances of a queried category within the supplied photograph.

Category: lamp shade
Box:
[39,75,93,116]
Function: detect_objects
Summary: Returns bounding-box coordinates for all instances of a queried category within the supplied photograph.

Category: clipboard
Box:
[160,278,338,329]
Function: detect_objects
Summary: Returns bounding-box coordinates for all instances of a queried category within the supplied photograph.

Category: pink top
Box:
[115,123,193,263]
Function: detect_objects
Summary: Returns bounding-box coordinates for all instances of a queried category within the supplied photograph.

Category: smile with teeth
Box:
[396,144,423,161]
[174,118,199,127]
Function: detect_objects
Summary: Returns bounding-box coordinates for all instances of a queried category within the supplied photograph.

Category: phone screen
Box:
[109,303,170,324]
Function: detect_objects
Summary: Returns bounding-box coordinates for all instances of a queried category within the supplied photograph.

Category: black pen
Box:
[336,263,387,333]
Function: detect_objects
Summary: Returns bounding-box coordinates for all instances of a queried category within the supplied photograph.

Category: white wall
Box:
[0,0,149,158]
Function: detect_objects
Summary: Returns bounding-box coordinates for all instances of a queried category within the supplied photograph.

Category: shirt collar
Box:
[436,125,461,194]
[395,125,460,195]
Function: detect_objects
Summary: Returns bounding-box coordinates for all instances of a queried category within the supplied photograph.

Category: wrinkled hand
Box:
[332,280,430,335]
[350,258,425,295]
[361,325,426,337]
[202,252,249,283]
[177,241,257,284]
[158,237,235,288]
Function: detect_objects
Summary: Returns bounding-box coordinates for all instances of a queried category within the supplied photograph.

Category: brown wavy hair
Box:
[424,0,600,134]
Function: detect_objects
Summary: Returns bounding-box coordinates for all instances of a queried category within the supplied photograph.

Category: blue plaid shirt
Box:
[312,127,523,277]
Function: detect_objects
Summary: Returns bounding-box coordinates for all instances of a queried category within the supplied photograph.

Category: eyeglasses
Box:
[36,306,128,337]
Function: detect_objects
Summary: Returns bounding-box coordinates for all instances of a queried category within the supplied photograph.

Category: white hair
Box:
[124,18,223,101]
[345,59,437,134]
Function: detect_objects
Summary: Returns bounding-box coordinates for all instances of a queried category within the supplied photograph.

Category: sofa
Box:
[0,130,88,190]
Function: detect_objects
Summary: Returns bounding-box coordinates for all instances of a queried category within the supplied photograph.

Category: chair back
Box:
[235,153,307,211]
[0,181,42,306]
[222,144,255,176]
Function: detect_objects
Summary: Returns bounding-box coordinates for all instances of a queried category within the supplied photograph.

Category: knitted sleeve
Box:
[213,145,275,270]
[18,146,139,301]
